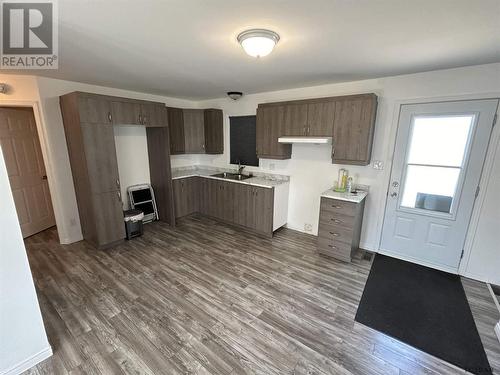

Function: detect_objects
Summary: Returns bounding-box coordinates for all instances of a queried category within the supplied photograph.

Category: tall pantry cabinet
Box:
[60,92,125,248]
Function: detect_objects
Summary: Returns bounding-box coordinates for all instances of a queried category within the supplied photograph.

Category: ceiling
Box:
[16,0,500,99]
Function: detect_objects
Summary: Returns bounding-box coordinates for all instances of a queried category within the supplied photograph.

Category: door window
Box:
[400,115,475,214]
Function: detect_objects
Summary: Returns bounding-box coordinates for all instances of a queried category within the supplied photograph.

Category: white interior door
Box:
[380,99,498,273]
[0,107,56,238]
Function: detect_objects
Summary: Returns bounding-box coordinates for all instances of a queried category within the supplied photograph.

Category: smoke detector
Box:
[227,91,243,100]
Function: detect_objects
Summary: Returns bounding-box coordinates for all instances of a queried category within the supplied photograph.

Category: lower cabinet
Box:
[173,177,275,236]
[317,197,365,262]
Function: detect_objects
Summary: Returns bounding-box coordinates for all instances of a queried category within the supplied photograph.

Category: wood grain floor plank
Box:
[21,214,499,374]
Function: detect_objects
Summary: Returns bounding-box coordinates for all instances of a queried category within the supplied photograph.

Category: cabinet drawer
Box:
[317,238,352,260]
[318,223,353,245]
[320,197,356,217]
[319,210,355,229]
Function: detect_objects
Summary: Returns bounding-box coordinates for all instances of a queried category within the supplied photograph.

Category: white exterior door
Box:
[380,99,498,273]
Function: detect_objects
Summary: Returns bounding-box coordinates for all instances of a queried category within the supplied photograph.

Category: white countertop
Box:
[171,167,289,189]
[320,188,368,203]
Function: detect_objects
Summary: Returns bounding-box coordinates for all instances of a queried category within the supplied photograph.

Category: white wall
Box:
[0,148,52,375]
[113,125,151,209]
[188,63,500,283]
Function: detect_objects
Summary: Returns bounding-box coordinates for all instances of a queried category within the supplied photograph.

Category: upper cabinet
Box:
[168,107,224,155]
[256,105,291,159]
[332,95,377,165]
[256,93,377,165]
[110,100,167,127]
[204,109,224,154]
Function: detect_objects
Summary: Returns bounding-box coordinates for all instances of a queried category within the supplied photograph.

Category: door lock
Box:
[392,181,399,188]
[390,192,398,198]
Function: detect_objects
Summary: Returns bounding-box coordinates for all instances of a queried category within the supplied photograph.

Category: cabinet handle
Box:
[332,205,342,209]
[331,219,341,224]
[329,232,339,237]
[303,126,306,135]
[307,125,310,134]
[143,115,148,125]
[139,114,142,124]
[108,112,112,122]
[328,245,337,249]
[117,191,121,201]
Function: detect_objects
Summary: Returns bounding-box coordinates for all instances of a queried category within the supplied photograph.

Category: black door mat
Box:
[355,254,492,374]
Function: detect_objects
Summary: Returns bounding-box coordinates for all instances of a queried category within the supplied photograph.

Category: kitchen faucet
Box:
[237,160,245,175]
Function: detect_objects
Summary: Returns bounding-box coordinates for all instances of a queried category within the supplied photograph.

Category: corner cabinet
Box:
[256,93,377,165]
[168,107,224,155]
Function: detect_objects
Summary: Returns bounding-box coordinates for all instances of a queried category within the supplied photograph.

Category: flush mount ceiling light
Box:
[227,91,243,100]
[237,29,280,58]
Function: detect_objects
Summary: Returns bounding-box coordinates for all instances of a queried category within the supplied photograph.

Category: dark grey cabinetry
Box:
[256,93,377,165]
[173,177,274,237]
[60,91,175,248]
[317,197,365,262]
[168,108,224,155]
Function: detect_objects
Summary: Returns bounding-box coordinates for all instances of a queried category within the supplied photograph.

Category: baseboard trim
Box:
[1,346,52,375]
[495,322,500,345]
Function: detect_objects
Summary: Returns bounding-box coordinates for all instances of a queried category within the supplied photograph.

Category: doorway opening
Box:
[0,106,56,238]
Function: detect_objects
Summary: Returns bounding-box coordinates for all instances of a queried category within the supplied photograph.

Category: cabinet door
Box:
[183,109,205,153]
[186,177,200,214]
[168,107,185,154]
[142,103,167,127]
[207,179,218,217]
[234,183,251,227]
[81,122,120,193]
[204,109,223,154]
[256,105,291,159]
[93,190,125,246]
[283,103,308,136]
[199,178,209,215]
[332,96,377,165]
[173,179,186,218]
[253,187,274,234]
[222,182,234,222]
[111,100,142,125]
[78,95,112,124]
[307,100,335,136]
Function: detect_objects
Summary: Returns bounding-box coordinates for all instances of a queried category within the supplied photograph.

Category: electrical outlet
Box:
[372,160,384,170]
[304,223,312,232]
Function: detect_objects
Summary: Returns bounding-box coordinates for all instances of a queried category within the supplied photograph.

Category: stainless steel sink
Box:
[211,172,251,181]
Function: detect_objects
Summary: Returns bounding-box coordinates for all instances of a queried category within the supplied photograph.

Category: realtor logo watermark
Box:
[1,0,58,69]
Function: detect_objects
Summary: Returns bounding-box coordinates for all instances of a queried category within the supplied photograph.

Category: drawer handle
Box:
[330,219,341,224]
[328,245,337,249]
[332,205,342,209]
[329,232,339,237]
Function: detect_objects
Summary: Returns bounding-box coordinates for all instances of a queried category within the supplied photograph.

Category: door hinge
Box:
[475,185,480,198]
[460,249,465,259]
[493,114,498,128]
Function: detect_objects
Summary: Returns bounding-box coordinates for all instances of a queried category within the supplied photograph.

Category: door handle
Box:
[108,112,112,122]
[41,175,47,180]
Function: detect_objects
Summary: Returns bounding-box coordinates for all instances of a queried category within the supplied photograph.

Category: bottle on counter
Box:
[346,176,353,194]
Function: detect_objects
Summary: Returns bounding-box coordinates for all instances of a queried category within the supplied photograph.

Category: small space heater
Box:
[127,184,158,223]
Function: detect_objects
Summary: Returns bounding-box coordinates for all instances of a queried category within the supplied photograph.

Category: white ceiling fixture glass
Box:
[237,29,280,58]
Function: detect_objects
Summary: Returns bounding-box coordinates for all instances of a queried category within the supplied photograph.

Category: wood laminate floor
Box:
[23,214,500,375]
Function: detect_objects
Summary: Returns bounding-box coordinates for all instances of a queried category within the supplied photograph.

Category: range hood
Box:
[278,136,332,144]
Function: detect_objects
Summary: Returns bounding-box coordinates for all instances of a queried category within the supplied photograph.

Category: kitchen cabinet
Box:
[173,177,199,218]
[204,109,224,154]
[167,107,185,154]
[317,196,365,262]
[307,100,336,136]
[256,93,377,164]
[172,176,277,237]
[60,91,175,248]
[168,107,224,155]
[283,103,308,136]
[332,95,377,165]
[256,105,291,159]
[80,122,120,193]
[183,109,205,153]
